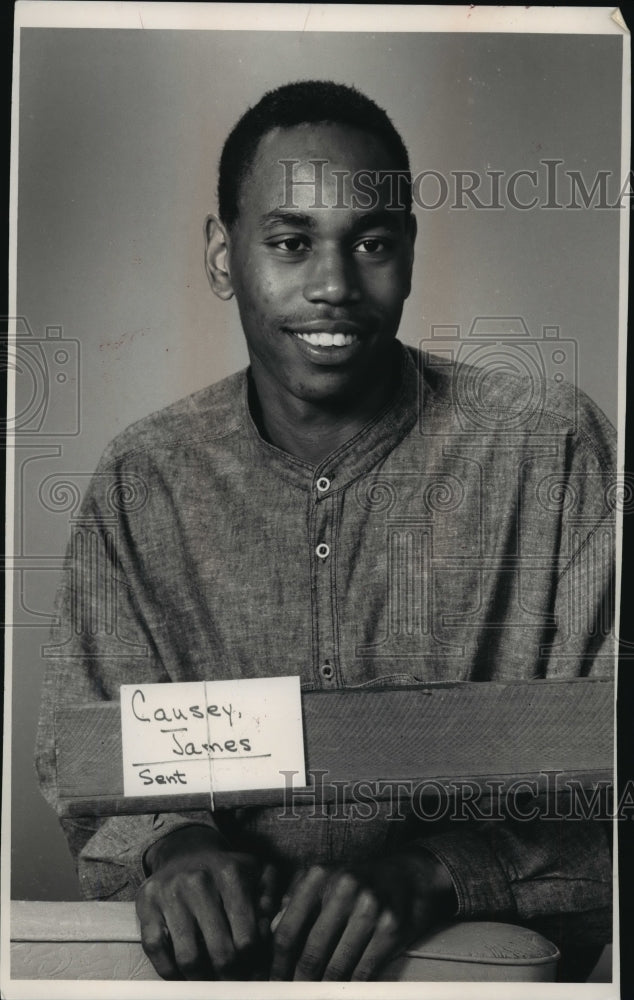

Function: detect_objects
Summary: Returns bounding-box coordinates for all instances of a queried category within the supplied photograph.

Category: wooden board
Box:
[9,902,563,982]
[10,901,160,980]
[55,679,614,815]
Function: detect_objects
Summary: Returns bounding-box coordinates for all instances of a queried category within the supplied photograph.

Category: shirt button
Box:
[316,543,330,559]
[320,663,334,680]
[316,476,331,493]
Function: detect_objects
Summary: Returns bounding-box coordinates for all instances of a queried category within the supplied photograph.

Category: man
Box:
[36,81,615,982]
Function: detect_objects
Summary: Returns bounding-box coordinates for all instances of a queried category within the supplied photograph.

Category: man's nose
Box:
[303,248,361,305]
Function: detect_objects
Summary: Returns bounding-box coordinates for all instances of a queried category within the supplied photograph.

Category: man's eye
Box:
[273,237,309,253]
[354,238,389,254]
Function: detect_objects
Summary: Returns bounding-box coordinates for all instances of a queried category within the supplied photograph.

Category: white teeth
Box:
[296,332,355,347]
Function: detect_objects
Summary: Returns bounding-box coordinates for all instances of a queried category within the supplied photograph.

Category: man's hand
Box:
[269,849,456,981]
[136,825,278,980]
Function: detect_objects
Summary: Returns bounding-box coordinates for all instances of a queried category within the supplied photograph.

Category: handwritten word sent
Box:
[120,676,305,797]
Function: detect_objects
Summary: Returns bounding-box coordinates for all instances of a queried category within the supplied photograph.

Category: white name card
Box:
[120,676,306,797]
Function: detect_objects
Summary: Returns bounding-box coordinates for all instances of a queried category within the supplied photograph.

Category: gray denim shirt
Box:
[36,344,615,960]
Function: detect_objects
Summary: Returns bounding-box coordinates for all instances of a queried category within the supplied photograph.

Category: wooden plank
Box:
[10,902,562,982]
[55,678,614,816]
[11,900,141,942]
[59,767,614,818]
[10,901,161,980]
[10,942,160,980]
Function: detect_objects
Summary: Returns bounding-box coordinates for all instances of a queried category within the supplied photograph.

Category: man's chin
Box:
[289,359,398,409]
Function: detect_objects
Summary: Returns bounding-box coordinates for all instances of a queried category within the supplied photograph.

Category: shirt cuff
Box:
[413,828,517,922]
[140,813,227,876]
[78,811,220,899]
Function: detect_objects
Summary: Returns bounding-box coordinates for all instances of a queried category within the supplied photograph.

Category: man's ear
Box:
[407,211,418,249]
[204,215,234,300]
[403,212,417,299]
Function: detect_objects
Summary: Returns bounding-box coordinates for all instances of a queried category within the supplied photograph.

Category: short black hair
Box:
[217,80,412,228]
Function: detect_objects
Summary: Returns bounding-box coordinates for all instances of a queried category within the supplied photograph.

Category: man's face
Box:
[218,123,416,407]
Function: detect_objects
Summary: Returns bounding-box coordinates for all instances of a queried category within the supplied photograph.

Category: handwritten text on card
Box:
[120,676,305,797]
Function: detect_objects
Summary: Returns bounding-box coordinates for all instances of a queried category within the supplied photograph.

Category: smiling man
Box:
[206,112,416,465]
[36,81,615,983]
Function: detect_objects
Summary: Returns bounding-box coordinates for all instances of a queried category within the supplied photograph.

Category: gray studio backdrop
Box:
[12,29,623,900]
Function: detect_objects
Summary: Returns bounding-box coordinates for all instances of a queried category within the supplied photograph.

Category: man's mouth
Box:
[294,331,357,347]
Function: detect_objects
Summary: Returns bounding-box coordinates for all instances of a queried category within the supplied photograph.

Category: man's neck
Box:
[248,350,401,467]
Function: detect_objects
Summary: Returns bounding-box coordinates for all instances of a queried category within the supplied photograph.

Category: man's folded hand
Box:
[269,848,457,981]
[136,824,278,980]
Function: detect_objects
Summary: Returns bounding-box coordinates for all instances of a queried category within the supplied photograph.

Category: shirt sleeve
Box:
[34,451,220,901]
[412,397,617,953]
[417,817,613,951]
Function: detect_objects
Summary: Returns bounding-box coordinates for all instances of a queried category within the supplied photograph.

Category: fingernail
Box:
[270,908,286,933]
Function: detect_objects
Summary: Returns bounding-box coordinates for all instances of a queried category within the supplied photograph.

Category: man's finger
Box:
[160,898,219,980]
[192,890,247,980]
[256,863,281,948]
[293,873,361,981]
[269,866,328,980]
[258,862,280,920]
[137,912,181,980]
[350,907,403,982]
[321,888,380,981]
[215,865,261,976]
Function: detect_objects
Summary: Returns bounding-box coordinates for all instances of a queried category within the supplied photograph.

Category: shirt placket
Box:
[310,472,340,689]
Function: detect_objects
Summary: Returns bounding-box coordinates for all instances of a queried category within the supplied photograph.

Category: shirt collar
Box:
[240,341,421,493]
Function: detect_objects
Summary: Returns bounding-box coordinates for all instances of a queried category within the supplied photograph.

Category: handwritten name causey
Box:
[131,688,245,729]
[131,687,253,786]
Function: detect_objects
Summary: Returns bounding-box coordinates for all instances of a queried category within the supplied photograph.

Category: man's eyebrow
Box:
[259,211,316,230]
[259,208,408,233]
[348,209,407,235]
